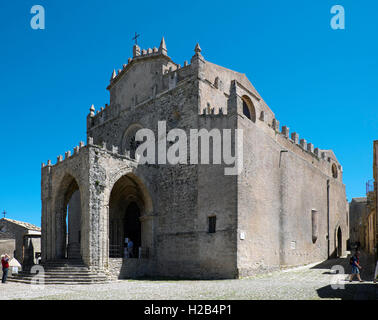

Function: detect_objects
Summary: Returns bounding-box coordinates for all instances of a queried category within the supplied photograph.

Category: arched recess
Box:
[336,226,343,258]
[121,123,144,159]
[108,173,153,259]
[241,95,256,123]
[332,163,338,179]
[54,174,82,260]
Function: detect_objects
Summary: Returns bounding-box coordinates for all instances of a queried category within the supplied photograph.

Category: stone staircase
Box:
[8,259,109,285]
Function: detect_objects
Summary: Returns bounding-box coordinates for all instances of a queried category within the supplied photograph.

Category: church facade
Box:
[40,38,348,279]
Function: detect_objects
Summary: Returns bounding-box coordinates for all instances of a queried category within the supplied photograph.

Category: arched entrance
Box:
[55,174,82,260]
[337,226,342,257]
[108,174,151,259]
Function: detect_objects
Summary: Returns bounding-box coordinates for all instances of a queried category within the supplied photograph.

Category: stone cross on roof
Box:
[132,32,140,45]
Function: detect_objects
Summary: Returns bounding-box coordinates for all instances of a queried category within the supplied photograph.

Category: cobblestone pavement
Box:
[1,254,377,300]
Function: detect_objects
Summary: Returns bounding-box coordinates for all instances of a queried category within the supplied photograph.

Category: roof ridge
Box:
[0,218,41,231]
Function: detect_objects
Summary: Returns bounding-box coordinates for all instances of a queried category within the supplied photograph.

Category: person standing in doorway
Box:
[348,251,363,282]
[1,254,10,284]
[128,239,134,258]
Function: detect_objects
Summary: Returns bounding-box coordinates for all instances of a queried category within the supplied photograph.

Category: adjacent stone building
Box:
[0,218,41,265]
[0,229,15,259]
[41,38,348,279]
[349,197,368,248]
[350,141,378,258]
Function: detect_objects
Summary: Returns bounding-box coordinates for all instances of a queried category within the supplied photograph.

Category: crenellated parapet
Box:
[199,104,227,116]
[42,140,88,169]
[41,137,139,172]
[107,37,184,91]
[267,120,343,176]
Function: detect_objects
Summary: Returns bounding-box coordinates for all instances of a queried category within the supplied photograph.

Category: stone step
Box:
[35,270,95,274]
[44,259,85,264]
[43,267,89,271]
[9,277,108,283]
[9,274,108,281]
[8,260,110,285]
[7,278,108,285]
[12,274,107,279]
[10,273,106,278]
[14,269,106,275]
[43,262,85,266]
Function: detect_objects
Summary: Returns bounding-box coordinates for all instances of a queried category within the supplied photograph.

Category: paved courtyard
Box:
[1,255,377,300]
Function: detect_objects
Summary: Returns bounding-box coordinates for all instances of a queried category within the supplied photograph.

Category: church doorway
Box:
[109,174,149,259]
[123,202,141,258]
[337,226,342,258]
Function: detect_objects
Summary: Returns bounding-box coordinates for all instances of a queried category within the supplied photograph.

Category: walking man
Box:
[1,254,10,284]
[348,251,363,282]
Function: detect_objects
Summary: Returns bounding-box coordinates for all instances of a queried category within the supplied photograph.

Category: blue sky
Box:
[0,0,377,226]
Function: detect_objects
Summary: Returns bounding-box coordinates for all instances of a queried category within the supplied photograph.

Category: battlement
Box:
[107,49,166,89]
[41,140,87,169]
[266,118,343,176]
[199,106,227,116]
[87,138,140,162]
[107,37,193,91]
[41,137,138,170]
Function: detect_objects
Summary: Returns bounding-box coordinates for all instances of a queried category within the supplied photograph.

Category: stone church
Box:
[41,38,348,279]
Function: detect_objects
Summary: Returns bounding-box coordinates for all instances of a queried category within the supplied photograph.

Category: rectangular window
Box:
[208,216,216,233]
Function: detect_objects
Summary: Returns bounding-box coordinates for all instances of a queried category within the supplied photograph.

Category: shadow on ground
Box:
[311,251,375,277]
[317,283,377,300]
[313,251,377,300]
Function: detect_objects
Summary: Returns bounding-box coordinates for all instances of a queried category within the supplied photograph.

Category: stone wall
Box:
[349,198,368,247]
[108,258,151,279]
[233,86,348,275]
[0,239,15,258]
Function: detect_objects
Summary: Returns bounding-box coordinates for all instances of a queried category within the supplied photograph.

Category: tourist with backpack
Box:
[348,251,363,282]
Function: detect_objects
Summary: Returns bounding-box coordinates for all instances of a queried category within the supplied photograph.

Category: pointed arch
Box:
[108,172,153,258]
[53,173,82,260]
[242,95,256,123]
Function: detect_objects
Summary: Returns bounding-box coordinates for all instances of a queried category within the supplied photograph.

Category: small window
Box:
[332,163,338,179]
[208,216,216,233]
[243,101,251,119]
[311,210,319,244]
